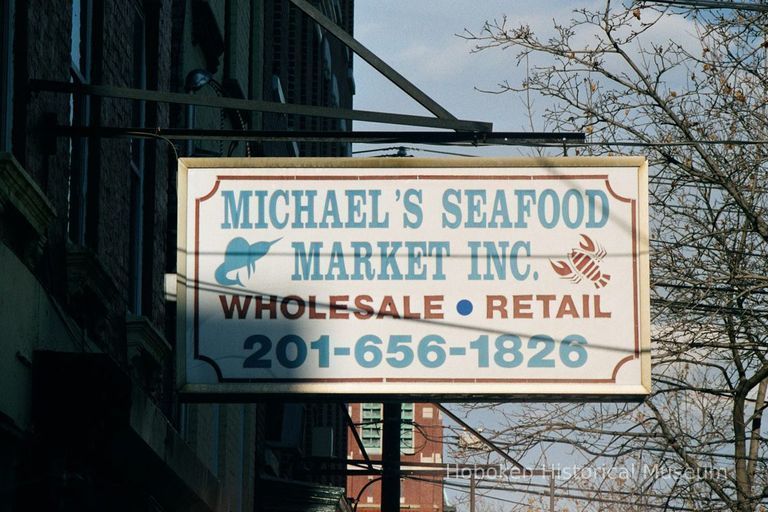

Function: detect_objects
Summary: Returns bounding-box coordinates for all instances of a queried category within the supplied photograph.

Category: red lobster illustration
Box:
[550,234,611,288]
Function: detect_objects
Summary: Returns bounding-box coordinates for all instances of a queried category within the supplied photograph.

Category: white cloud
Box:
[350,1,702,156]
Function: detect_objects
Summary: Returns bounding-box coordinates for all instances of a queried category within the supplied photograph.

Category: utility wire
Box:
[642,0,768,13]
[353,146,478,158]
[408,474,707,511]
[504,139,768,148]
[442,475,731,507]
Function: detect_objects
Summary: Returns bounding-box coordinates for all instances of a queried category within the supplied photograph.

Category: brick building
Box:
[0,1,353,511]
[347,404,446,512]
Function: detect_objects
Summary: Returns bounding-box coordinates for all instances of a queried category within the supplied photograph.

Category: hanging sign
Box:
[176,157,650,399]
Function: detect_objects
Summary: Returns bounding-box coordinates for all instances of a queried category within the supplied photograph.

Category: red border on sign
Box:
[192,173,640,385]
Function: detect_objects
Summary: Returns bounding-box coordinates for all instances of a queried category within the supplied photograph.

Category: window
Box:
[128,3,147,314]
[400,403,414,452]
[361,403,382,450]
[67,0,93,245]
[0,0,13,152]
[359,403,414,453]
[268,75,299,157]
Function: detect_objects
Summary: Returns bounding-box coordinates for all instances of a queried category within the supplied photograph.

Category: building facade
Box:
[262,0,354,157]
[0,1,353,511]
[347,403,446,512]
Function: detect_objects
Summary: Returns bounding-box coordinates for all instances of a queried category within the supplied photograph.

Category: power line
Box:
[508,139,768,148]
[408,474,708,511]
[353,146,478,158]
[643,0,768,13]
[446,476,729,507]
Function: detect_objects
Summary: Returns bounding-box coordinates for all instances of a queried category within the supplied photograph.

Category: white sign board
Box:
[177,157,650,399]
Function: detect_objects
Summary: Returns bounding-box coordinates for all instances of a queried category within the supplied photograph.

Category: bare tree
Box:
[453,2,768,511]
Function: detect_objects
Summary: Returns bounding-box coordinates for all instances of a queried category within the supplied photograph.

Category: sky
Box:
[339,3,768,510]
[350,0,699,158]
[351,1,586,157]
[349,5,596,508]
[348,3,699,509]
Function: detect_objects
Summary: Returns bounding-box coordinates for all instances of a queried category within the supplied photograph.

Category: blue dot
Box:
[457,299,473,316]
[533,271,539,281]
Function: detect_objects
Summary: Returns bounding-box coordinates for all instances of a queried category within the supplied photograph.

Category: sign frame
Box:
[176,156,650,402]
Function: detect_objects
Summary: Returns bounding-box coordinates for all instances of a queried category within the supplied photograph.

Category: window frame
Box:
[361,402,382,451]
[0,0,14,152]
[67,0,93,246]
[128,1,147,314]
[359,403,415,454]
[400,402,415,454]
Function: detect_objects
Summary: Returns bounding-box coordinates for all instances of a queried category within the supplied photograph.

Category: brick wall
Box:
[17,0,73,290]
[16,0,173,358]
[348,403,446,512]
[5,1,356,509]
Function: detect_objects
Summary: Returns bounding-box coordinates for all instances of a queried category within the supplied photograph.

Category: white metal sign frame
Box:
[177,157,650,400]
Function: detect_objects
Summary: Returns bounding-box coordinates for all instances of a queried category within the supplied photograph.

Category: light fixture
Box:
[184,68,221,94]
[183,69,249,156]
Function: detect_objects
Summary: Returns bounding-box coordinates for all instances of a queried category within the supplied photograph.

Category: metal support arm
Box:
[288,0,458,123]
[49,124,585,146]
[30,79,491,132]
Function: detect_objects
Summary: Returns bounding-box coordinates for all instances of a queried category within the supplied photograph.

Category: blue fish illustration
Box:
[214,237,282,287]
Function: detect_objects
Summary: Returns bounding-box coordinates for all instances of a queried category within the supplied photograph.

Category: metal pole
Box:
[340,403,374,471]
[470,472,476,512]
[549,473,555,512]
[435,404,528,474]
[30,79,491,131]
[381,402,401,512]
[50,125,584,145]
